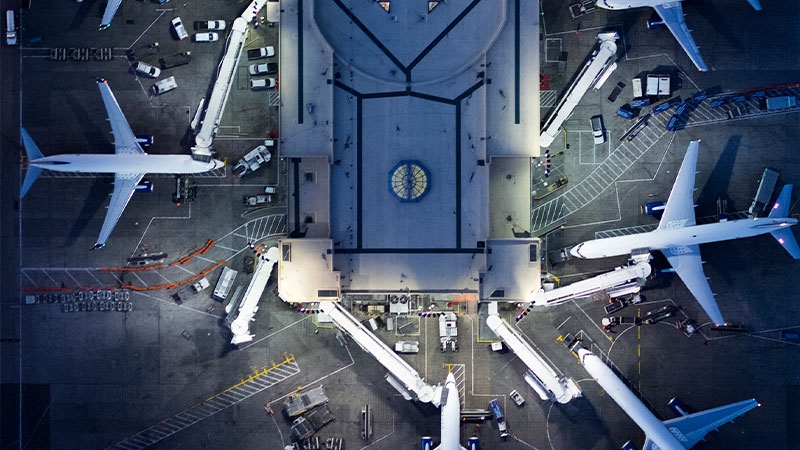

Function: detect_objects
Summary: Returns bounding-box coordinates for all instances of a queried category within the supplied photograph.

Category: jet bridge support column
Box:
[318,301,437,404]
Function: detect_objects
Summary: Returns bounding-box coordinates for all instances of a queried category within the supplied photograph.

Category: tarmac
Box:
[1,0,800,449]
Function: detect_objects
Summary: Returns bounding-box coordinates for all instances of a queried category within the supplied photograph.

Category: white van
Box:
[6,10,17,46]
[152,76,177,95]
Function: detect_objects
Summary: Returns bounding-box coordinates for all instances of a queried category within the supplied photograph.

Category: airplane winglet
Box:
[20,128,45,199]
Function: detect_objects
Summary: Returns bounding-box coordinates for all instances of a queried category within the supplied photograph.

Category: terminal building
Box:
[274,0,544,308]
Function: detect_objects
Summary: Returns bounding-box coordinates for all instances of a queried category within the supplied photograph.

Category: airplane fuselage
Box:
[578,349,686,450]
[439,375,462,450]
[29,154,223,174]
[571,216,798,259]
[596,0,676,10]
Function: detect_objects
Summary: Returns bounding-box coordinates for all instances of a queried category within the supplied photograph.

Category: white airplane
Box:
[570,140,800,325]
[20,78,224,250]
[596,0,762,72]
[420,372,479,450]
[577,346,759,450]
[99,0,123,30]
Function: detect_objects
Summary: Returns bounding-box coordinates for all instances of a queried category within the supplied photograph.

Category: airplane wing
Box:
[661,398,759,449]
[94,172,144,249]
[658,140,700,230]
[663,244,725,325]
[652,2,708,72]
[96,79,145,155]
[100,0,123,30]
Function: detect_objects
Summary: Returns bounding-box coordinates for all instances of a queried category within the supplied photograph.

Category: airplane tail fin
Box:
[767,184,792,219]
[661,399,759,449]
[767,185,800,259]
[20,128,44,198]
[747,0,762,11]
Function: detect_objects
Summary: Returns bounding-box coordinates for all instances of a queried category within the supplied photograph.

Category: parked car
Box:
[250,78,276,90]
[194,32,219,42]
[248,62,278,75]
[133,61,161,78]
[171,17,188,40]
[247,46,275,60]
[194,20,225,30]
[590,115,605,145]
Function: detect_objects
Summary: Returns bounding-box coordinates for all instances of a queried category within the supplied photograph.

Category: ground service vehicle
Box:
[133,61,161,78]
[194,20,225,30]
[171,17,188,40]
[393,341,420,354]
[509,390,525,406]
[6,10,16,45]
[242,194,272,206]
[193,32,218,42]
[266,0,280,23]
[617,106,634,119]
[233,141,273,177]
[284,386,329,417]
[766,95,797,110]
[171,277,209,304]
[488,399,509,438]
[152,76,177,95]
[213,266,238,301]
[247,46,275,59]
[159,52,191,69]
[645,74,670,96]
[248,62,278,75]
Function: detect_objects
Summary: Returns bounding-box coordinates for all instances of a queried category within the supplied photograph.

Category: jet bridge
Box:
[540,32,618,148]
[486,314,581,404]
[318,301,438,404]
[192,0,267,159]
[229,246,279,345]
[532,260,651,307]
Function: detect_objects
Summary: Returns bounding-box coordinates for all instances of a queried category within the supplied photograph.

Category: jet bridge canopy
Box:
[318,301,437,404]
[486,314,581,404]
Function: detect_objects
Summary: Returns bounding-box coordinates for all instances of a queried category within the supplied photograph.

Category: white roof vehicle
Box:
[194,32,219,42]
[152,76,178,95]
[171,17,188,40]
[250,78,276,90]
[248,62,278,76]
[247,46,275,60]
[195,20,225,30]
[133,61,161,78]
